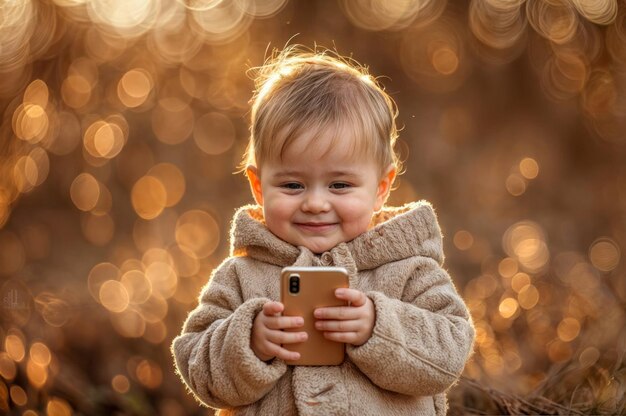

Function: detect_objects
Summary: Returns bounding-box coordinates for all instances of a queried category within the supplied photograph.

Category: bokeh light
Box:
[1,1,625,415]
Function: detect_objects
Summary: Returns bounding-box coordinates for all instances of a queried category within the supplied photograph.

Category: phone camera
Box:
[289,274,300,294]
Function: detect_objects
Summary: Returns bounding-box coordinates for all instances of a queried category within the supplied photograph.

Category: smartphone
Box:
[280,266,349,366]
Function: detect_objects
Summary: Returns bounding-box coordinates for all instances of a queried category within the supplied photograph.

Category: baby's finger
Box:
[335,288,368,307]
[260,341,300,362]
[262,301,284,316]
[315,319,361,332]
[314,306,360,320]
[265,315,304,330]
[274,346,301,362]
[323,331,357,343]
[267,330,307,345]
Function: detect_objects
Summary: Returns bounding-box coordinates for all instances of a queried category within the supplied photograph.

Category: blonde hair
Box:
[241,45,402,177]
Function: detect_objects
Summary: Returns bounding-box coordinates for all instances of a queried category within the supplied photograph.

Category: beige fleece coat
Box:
[171,201,475,416]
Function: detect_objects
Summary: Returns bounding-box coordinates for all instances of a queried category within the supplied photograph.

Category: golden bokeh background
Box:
[1,0,625,414]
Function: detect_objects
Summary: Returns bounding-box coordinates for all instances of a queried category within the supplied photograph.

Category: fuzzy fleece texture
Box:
[171,201,476,415]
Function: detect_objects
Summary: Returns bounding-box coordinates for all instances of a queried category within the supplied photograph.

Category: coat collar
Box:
[229,200,445,271]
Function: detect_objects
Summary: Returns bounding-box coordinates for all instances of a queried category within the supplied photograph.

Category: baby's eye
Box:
[330,182,351,190]
[281,182,304,190]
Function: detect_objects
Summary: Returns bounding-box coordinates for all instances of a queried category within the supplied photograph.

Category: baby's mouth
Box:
[294,222,338,233]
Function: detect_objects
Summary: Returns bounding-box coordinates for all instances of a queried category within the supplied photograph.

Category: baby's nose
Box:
[302,190,330,213]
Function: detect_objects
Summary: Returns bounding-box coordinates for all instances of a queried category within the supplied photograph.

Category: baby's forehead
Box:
[279,126,374,164]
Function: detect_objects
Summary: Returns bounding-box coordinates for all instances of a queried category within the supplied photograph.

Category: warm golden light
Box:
[175,209,220,259]
[29,342,52,367]
[110,308,146,338]
[144,261,178,299]
[505,173,526,196]
[70,173,101,212]
[519,157,539,179]
[135,359,162,389]
[151,99,194,145]
[88,262,121,301]
[453,230,474,251]
[9,385,27,407]
[26,358,48,388]
[518,284,540,310]
[147,163,186,207]
[503,221,550,272]
[499,297,519,319]
[589,237,620,272]
[46,397,72,416]
[557,317,581,342]
[112,374,130,394]
[498,257,518,278]
[0,353,17,381]
[131,176,167,220]
[5,334,25,362]
[193,112,236,155]
[121,270,153,304]
[99,280,130,313]
[118,68,153,108]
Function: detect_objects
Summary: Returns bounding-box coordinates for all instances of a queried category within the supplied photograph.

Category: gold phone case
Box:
[280,266,349,366]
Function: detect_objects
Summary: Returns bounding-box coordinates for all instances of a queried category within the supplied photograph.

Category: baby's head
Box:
[242,46,401,254]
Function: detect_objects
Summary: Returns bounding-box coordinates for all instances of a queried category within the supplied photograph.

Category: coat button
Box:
[321,252,333,266]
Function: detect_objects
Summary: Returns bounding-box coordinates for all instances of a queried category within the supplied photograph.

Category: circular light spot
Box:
[431,45,459,75]
[520,157,539,179]
[136,359,162,389]
[46,397,72,416]
[147,163,186,207]
[27,358,48,388]
[131,176,167,220]
[193,112,235,155]
[511,272,531,293]
[557,317,581,342]
[0,352,17,380]
[9,385,27,407]
[518,284,540,309]
[589,237,620,272]
[70,173,101,212]
[453,230,474,251]
[499,297,519,318]
[30,342,51,367]
[88,262,120,301]
[99,280,130,313]
[498,258,518,278]
[121,270,152,304]
[506,173,526,196]
[175,210,220,259]
[112,374,130,394]
[110,308,146,338]
[144,262,177,299]
[579,347,600,367]
[5,334,25,362]
[61,74,92,109]
[118,68,153,108]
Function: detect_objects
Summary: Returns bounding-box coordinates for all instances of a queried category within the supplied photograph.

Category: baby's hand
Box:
[251,301,307,362]
[314,289,375,346]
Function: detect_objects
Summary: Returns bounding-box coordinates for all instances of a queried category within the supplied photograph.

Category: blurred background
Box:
[1,0,625,415]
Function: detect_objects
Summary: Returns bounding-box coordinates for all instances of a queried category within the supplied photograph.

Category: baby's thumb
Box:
[263,301,283,316]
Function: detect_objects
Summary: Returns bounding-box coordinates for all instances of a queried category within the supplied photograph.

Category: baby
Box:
[171,46,475,416]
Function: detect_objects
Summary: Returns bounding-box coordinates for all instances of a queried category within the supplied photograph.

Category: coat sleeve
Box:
[170,258,287,408]
[347,257,475,396]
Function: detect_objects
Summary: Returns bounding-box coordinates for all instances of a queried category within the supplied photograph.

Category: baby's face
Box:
[248,130,394,254]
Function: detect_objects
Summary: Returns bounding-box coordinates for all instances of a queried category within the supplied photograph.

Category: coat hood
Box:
[229,200,445,270]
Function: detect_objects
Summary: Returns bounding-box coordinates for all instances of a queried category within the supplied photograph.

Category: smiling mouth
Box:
[294,223,338,233]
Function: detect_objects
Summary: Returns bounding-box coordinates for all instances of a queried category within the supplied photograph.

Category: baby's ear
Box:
[375,164,397,211]
[246,165,264,206]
